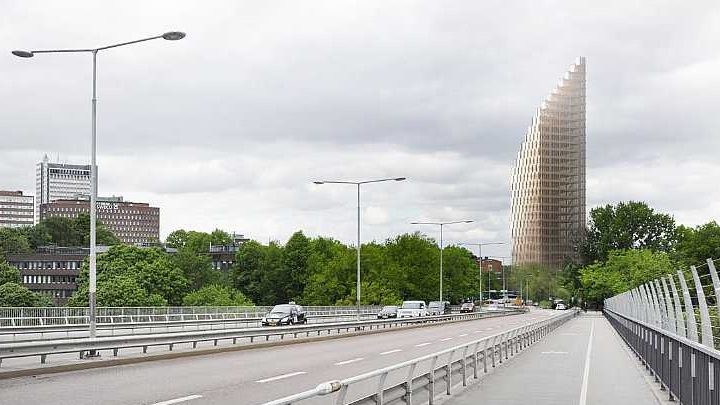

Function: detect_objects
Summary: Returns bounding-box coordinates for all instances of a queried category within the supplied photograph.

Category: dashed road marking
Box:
[415,342,432,347]
[335,357,364,366]
[440,337,453,342]
[380,349,402,355]
[458,333,468,337]
[256,371,307,383]
[151,395,203,405]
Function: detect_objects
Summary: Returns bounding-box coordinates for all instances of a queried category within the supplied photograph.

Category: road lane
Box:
[0,309,557,405]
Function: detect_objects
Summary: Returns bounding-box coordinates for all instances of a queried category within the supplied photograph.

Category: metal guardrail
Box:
[606,308,720,404]
[0,312,381,342]
[263,309,577,405]
[0,309,523,367]
[0,306,383,327]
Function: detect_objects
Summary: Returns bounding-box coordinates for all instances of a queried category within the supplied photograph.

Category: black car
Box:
[261,303,307,326]
[377,305,399,319]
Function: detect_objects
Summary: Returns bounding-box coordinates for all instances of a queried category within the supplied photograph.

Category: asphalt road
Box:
[0,309,557,405]
[449,312,660,405]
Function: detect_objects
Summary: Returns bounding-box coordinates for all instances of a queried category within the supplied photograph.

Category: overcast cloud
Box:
[2,1,719,262]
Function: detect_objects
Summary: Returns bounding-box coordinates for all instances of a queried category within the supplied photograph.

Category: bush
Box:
[0,283,53,307]
[182,285,254,306]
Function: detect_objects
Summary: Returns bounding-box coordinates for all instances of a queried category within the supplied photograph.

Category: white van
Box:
[398,301,428,317]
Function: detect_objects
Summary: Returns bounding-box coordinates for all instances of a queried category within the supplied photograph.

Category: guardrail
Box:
[0,309,523,367]
[263,309,576,405]
[0,312,381,342]
[0,306,383,327]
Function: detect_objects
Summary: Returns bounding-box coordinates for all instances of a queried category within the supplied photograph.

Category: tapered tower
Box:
[511,57,586,269]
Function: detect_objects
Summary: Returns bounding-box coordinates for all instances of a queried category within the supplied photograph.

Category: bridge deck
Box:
[449,311,662,405]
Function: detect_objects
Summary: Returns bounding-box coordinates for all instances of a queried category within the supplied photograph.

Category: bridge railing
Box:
[263,309,577,405]
[604,257,720,403]
[0,306,383,327]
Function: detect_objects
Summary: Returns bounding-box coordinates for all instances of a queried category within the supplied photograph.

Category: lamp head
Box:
[12,50,34,58]
[394,177,407,181]
[162,31,186,41]
[313,181,324,185]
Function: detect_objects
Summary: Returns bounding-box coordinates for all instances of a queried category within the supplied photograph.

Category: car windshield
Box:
[462,303,472,307]
[428,302,440,308]
[381,306,398,311]
[270,305,293,314]
[401,302,422,309]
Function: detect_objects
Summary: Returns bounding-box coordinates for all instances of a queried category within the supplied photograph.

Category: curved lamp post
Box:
[12,32,185,351]
[313,177,406,320]
[410,220,474,301]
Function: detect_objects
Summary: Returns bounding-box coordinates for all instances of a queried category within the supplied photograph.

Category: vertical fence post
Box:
[652,280,669,331]
[668,274,687,338]
[677,270,700,343]
[690,265,714,348]
[660,277,678,334]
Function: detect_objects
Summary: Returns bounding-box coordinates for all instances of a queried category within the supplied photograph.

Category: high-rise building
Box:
[511,57,586,269]
[40,196,160,245]
[36,155,91,223]
[0,191,35,228]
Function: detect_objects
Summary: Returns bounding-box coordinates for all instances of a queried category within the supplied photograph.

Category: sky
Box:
[2,1,719,262]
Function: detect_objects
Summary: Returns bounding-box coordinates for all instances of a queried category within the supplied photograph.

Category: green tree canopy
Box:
[0,282,52,307]
[70,245,188,306]
[182,284,254,306]
[0,261,21,285]
[675,221,720,268]
[0,228,31,260]
[580,249,674,305]
[582,201,677,264]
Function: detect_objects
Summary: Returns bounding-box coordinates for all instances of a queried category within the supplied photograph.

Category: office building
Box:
[511,57,586,269]
[36,155,91,222]
[40,196,160,245]
[0,191,34,228]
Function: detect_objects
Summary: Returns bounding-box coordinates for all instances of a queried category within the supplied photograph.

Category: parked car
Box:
[397,301,428,317]
[377,305,399,319]
[261,303,307,326]
[427,301,452,315]
[487,302,501,311]
[460,302,476,313]
[556,303,567,310]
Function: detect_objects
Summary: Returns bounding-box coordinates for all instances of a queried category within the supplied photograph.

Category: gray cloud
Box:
[2,0,720,263]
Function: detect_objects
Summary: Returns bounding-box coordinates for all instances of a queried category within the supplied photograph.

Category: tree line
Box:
[0,201,718,307]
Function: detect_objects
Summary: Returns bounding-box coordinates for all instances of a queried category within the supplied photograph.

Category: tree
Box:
[582,201,677,264]
[70,275,167,307]
[580,249,673,306]
[166,229,189,249]
[182,285,254,306]
[0,283,52,307]
[0,227,31,260]
[232,241,287,305]
[0,261,21,285]
[675,221,720,268]
[72,214,121,246]
[70,245,188,306]
[283,231,310,301]
[38,215,120,247]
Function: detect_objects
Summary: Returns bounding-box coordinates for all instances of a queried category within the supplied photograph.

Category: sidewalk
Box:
[448,312,662,405]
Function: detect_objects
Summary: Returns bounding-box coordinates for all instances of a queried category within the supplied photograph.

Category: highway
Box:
[0,309,557,405]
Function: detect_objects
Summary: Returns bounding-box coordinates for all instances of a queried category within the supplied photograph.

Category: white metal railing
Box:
[0,306,383,327]
[605,257,720,350]
[263,309,577,405]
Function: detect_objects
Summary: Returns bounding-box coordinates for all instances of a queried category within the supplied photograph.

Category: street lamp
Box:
[459,241,505,305]
[12,31,185,350]
[410,220,474,302]
[313,177,406,320]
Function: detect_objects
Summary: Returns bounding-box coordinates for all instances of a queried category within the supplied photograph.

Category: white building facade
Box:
[35,155,91,222]
[0,191,34,228]
[511,57,587,269]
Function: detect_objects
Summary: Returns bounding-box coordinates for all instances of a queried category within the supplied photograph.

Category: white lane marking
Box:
[541,351,568,354]
[440,337,453,342]
[256,371,307,383]
[380,349,402,355]
[560,333,579,336]
[335,357,364,365]
[485,327,494,330]
[151,395,203,405]
[579,319,595,405]
[458,333,468,337]
[473,330,483,334]
[415,342,432,347]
